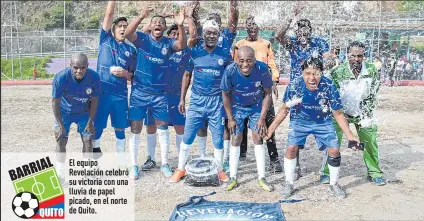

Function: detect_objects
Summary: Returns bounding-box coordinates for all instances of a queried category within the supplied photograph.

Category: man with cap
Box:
[93,1,136,161]
[169,4,239,182]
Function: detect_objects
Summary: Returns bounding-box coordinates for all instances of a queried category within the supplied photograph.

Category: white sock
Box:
[56,162,65,177]
[254,144,266,179]
[129,132,140,166]
[284,157,297,184]
[229,145,240,178]
[223,140,230,162]
[116,138,126,166]
[146,133,157,161]
[176,134,184,153]
[157,128,170,165]
[178,142,192,170]
[197,135,207,158]
[328,164,340,185]
[94,139,101,149]
[214,148,224,171]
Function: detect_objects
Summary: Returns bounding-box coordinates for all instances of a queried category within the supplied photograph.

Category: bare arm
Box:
[88,97,99,124]
[222,91,233,120]
[187,1,199,48]
[173,7,187,51]
[227,0,239,33]
[332,109,355,140]
[102,1,116,31]
[179,71,192,114]
[260,88,272,120]
[266,104,289,139]
[275,19,293,46]
[125,3,153,43]
[141,23,151,34]
[52,98,63,127]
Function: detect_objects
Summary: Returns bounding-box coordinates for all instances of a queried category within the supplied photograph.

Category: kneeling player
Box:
[266,57,360,198]
[222,46,274,192]
[52,53,101,181]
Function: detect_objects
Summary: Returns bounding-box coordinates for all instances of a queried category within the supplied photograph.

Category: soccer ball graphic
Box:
[12,192,39,219]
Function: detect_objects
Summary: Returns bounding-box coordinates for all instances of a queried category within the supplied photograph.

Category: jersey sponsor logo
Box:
[73,97,89,103]
[255,81,261,87]
[86,88,92,95]
[217,59,224,66]
[145,55,164,64]
[170,56,181,63]
[161,48,168,55]
[241,90,261,97]
[117,57,127,66]
[197,68,221,76]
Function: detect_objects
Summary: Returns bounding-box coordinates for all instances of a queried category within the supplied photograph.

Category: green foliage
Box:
[1,56,53,80]
[395,1,424,12]
[41,2,75,31]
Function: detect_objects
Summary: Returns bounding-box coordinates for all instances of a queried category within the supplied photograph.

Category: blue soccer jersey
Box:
[97,28,136,98]
[52,68,102,116]
[166,48,191,95]
[132,31,176,95]
[283,76,342,122]
[288,36,329,80]
[221,61,273,106]
[187,44,233,96]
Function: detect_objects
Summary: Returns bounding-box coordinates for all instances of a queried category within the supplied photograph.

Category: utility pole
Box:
[14,1,22,79]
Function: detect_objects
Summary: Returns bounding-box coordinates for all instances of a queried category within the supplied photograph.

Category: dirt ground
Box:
[2,85,424,220]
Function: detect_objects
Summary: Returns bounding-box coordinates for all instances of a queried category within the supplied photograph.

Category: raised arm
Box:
[187,1,200,48]
[102,1,116,31]
[173,6,187,51]
[275,4,301,46]
[125,2,154,43]
[227,0,239,33]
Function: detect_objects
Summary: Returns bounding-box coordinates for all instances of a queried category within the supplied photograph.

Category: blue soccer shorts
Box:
[94,94,129,129]
[288,119,339,150]
[232,104,262,135]
[129,90,168,122]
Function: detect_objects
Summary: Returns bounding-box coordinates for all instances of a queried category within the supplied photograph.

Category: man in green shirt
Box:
[321,41,386,185]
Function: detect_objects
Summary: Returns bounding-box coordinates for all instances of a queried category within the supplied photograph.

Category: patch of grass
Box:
[1,56,54,80]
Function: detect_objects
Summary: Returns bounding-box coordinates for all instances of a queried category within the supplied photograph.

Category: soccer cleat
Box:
[270,159,283,173]
[258,178,274,192]
[281,182,294,198]
[329,183,347,198]
[293,166,302,180]
[223,161,230,173]
[218,171,230,182]
[161,164,173,178]
[226,178,238,191]
[320,175,330,184]
[141,156,156,171]
[93,148,103,160]
[367,176,387,186]
[129,166,139,180]
[169,169,186,183]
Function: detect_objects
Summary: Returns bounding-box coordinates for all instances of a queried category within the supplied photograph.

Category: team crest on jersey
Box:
[217,59,224,66]
[319,98,327,105]
[218,36,223,42]
[312,50,319,58]
[86,88,92,95]
[255,81,261,87]
[161,48,168,55]
[125,51,130,57]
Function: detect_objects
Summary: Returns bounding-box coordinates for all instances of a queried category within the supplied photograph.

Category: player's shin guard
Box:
[129,132,140,166]
[176,134,184,153]
[116,138,126,166]
[146,133,157,161]
[224,140,230,162]
[214,148,224,172]
[197,135,207,158]
[254,144,266,179]
[328,155,341,185]
[178,142,192,170]
[230,145,240,178]
[284,157,297,184]
[157,128,170,165]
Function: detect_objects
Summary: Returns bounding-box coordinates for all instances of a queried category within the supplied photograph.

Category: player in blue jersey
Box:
[275,6,331,181]
[52,53,102,181]
[124,3,187,180]
[93,1,136,160]
[140,4,198,177]
[266,57,361,198]
[170,9,239,183]
[221,46,274,192]
[190,0,239,164]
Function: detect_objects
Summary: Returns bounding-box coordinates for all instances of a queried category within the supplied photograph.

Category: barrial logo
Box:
[9,156,65,219]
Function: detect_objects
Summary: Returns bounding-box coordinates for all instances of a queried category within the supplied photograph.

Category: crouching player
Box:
[221,46,274,192]
[52,53,101,181]
[266,57,360,198]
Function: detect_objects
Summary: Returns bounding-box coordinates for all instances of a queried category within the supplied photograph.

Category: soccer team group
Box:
[52,1,386,199]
